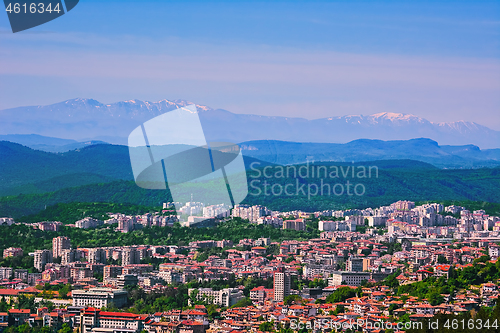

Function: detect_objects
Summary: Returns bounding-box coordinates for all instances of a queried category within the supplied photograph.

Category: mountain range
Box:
[1,98,499,148]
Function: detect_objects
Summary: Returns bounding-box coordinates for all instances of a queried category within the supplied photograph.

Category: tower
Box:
[273,266,290,301]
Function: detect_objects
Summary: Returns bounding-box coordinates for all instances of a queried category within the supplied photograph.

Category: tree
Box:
[259,321,274,332]
[388,303,400,315]
[325,287,356,303]
[231,297,253,308]
[437,255,448,264]
[283,295,302,305]
[427,291,444,306]
[58,323,72,333]
[334,304,345,315]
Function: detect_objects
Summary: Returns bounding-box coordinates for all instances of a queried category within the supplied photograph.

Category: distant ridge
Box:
[0,138,499,198]
[1,98,499,148]
[240,138,500,168]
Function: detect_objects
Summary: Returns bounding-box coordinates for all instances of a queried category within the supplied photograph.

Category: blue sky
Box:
[1,0,499,128]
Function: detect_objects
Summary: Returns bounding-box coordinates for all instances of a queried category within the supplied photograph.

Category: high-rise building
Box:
[273,267,290,301]
[61,249,79,265]
[122,247,140,266]
[88,248,107,264]
[53,236,71,258]
[34,250,53,272]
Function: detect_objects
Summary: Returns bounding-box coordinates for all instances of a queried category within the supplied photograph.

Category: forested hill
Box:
[0,163,499,218]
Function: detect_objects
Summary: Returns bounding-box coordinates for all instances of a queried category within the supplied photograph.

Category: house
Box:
[8,309,31,326]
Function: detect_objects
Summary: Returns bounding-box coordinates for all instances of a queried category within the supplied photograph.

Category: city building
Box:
[104,265,124,281]
[34,249,53,272]
[52,236,71,259]
[3,247,23,258]
[283,219,305,231]
[61,249,79,265]
[122,247,141,266]
[232,204,270,222]
[80,308,144,333]
[88,248,107,264]
[346,257,364,272]
[72,288,128,308]
[116,274,139,288]
[273,267,291,301]
[0,267,13,280]
[75,217,104,229]
[188,288,244,307]
[329,271,370,286]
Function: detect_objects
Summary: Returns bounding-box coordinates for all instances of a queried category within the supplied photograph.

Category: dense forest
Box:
[0,161,499,218]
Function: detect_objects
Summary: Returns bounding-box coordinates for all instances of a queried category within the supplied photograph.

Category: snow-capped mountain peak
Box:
[1,98,499,148]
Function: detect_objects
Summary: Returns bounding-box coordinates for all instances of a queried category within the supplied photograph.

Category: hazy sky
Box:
[1,0,499,128]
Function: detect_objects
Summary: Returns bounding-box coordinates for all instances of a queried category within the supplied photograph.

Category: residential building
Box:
[122,247,141,266]
[61,249,79,265]
[188,288,244,307]
[0,267,13,279]
[346,257,364,272]
[88,248,107,264]
[34,249,53,272]
[116,274,139,288]
[274,267,291,301]
[329,271,370,287]
[3,247,23,258]
[283,219,305,231]
[75,217,103,229]
[80,308,144,333]
[104,265,123,281]
[52,236,71,259]
[72,288,128,308]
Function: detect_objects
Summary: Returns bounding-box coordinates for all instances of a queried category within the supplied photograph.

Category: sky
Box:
[0,0,499,128]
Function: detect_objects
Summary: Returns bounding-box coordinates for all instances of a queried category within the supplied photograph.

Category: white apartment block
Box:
[188,288,244,307]
[329,271,370,287]
[72,287,128,308]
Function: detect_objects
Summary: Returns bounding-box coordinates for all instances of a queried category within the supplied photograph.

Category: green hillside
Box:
[0,162,499,218]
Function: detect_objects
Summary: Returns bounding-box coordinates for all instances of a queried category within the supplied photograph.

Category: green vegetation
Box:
[0,219,320,254]
[0,254,34,271]
[394,260,500,304]
[325,286,359,303]
[19,202,162,224]
[1,161,500,217]
[283,295,303,305]
[231,297,253,308]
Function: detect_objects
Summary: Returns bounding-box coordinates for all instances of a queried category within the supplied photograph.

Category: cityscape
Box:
[1,0,499,332]
[1,200,500,332]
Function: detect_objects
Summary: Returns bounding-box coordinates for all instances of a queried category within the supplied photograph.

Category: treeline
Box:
[1,164,500,217]
[19,202,162,224]
[0,219,320,254]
